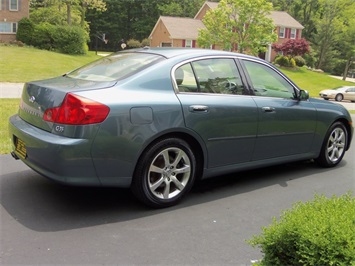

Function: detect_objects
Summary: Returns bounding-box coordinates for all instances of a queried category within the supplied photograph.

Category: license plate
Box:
[15,137,27,159]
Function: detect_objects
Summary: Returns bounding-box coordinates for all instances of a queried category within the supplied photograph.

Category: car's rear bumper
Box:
[9,115,101,186]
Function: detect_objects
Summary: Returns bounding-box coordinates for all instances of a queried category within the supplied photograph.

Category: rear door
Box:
[239,59,317,160]
[175,57,258,168]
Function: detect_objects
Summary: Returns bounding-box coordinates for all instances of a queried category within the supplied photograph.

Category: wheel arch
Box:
[336,118,353,151]
[133,130,206,183]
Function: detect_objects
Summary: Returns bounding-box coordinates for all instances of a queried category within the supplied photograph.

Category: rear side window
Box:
[175,58,246,95]
[67,53,164,82]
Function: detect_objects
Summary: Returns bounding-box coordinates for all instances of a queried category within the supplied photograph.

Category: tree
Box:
[272,39,310,57]
[62,0,106,26]
[86,0,165,51]
[158,0,206,18]
[270,0,320,41]
[337,14,355,80]
[197,0,277,55]
[312,0,354,70]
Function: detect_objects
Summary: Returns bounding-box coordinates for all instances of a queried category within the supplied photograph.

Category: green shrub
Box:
[127,39,142,48]
[29,24,88,55]
[289,57,296,68]
[274,56,290,67]
[141,38,150,47]
[304,49,317,68]
[294,56,306,67]
[31,22,56,50]
[16,17,35,45]
[52,26,88,55]
[248,193,355,266]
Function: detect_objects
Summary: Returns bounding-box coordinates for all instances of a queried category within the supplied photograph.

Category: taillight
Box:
[43,93,110,125]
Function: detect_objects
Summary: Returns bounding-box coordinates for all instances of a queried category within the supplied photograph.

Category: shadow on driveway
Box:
[0,154,348,232]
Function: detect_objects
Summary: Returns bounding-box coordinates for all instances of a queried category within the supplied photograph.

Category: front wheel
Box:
[131,138,197,208]
[315,122,348,167]
[335,94,343,102]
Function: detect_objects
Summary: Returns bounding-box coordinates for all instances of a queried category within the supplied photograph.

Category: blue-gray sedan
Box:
[9,48,353,207]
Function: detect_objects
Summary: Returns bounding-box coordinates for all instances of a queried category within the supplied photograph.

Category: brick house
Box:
[0,0,30,42]
[149,1,304,62]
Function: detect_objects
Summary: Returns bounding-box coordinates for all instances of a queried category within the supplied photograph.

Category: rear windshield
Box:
[67,52,164,81]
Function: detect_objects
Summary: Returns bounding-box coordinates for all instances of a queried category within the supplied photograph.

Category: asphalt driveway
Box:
[1,135,354,265]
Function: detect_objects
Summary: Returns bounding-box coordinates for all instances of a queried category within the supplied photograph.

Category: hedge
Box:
[248,193,355,265]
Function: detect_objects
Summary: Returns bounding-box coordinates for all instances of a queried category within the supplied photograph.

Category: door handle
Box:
[189,105,209,112]
[261,107,275,112]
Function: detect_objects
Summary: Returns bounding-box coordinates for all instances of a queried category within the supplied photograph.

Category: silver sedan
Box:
[319,86,355,102]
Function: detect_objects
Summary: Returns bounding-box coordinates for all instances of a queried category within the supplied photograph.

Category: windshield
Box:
[335,87,348,92]
[67,52,164,81]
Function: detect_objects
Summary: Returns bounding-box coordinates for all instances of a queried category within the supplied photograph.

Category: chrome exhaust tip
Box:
[11,151,20,160]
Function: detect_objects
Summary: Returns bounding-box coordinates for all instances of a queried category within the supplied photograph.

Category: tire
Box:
[131,138,197,208]
[335,94,343,102]
[315,122,348,167]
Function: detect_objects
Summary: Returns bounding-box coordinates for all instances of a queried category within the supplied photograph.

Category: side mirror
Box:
[298,90,309,101]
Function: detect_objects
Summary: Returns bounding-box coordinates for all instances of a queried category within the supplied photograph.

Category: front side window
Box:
[242,60,296,99]
[9,0,18,11]
[67,52,164,81]
[174,58,246,95]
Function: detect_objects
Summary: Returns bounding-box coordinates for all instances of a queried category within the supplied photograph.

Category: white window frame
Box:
[9,0,19,11]
[185,39,192,48]
[279,27,285,38]
[290,28,297,39]
[0,22,17,33]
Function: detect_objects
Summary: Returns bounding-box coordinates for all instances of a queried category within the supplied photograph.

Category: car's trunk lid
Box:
[18,76,116,132]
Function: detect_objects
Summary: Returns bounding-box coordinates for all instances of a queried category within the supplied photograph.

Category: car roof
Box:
[126,47,257,61]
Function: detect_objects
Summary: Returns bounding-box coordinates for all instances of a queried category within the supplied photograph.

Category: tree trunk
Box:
[67,3,71,25]
[80,2,86,27]
[342,58,352,81]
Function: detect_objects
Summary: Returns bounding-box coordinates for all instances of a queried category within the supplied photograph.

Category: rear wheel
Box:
[131,138,196,208]
[335,94,343,101]
[315,122,348,167]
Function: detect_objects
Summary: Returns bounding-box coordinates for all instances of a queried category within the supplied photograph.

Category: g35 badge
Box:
[55,125,65,133]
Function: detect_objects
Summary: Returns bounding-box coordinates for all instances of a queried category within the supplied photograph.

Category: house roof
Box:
[269,11,304,29]
[150,2,303,41]
[150,16,206,39]
[194,1,219,19]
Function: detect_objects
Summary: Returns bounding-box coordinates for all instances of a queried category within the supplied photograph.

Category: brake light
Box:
[43,93,110,125]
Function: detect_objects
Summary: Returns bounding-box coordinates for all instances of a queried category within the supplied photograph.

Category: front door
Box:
[240,59,317,160]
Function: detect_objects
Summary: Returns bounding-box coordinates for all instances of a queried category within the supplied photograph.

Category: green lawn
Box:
[0,46,101,82]
[279,67,354,97]
[0,99,20,154]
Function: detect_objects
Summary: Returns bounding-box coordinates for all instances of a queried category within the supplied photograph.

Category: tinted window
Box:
[174,58,246,95]
[68,53,164,82]
[243,60,296,99]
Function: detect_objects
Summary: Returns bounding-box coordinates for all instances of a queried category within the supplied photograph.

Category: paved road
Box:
[1,137,354,265]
